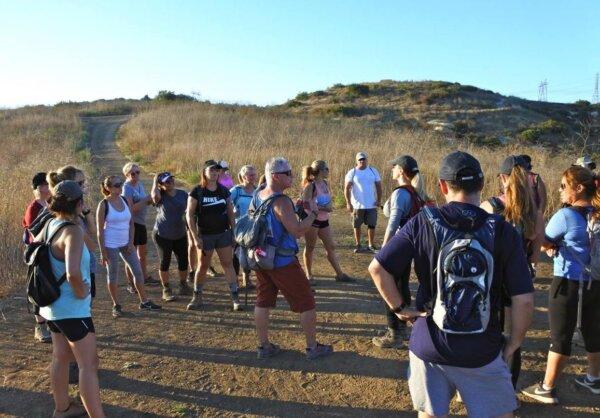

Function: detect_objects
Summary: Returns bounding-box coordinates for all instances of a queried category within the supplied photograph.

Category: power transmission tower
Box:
[593,73,599,104]
[538,79,548,102]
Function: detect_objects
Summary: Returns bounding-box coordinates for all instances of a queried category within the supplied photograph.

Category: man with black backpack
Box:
[369,151,534,417]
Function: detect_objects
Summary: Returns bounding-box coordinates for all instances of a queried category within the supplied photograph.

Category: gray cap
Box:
[500,155,527,175]
[389,155,419,173]
[54,180,83,201]
[356,152,367,161]
[439,151,483,182]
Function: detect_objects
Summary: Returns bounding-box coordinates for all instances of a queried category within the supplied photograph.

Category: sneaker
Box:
[306,343,334,360]
[112,304,123,317]
[574,375,600,394]
[372,328,403,348]
[353,245,365,254]
[34,323,52,343]
[521,382,559,404]
[232,301,244,312]
[162,286,177,302]
[186,292,203,310]
[179,281,193,296]
[145,276,161,286]
[126,285,137,295]
[335,273,354,282]
[367,245,379,254]
[68,362,79,384]
[53,401,86,418]
[139,300,162,311]
[257,343,281,359]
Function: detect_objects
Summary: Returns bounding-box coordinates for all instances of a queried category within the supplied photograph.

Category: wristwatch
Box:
[392,302,407,314]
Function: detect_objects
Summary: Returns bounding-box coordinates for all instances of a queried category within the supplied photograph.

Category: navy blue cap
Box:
[204,159,223,170]
[157,172,174,184]
[439,151,483,182]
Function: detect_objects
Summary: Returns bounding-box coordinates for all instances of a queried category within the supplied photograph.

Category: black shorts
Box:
[312,219,330,229]
[153,232,189,272]
[133,223,148,246]
[549,277,600,356]
[47,317,95,342]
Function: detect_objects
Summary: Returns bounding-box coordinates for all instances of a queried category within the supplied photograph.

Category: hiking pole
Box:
[573,277,585,347]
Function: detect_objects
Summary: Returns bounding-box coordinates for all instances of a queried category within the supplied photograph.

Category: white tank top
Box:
[103,197,131,248]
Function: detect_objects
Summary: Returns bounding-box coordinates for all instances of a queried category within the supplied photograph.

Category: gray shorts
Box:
[408,351,517,418]
[352,208,377,229]
[201,230,233,251]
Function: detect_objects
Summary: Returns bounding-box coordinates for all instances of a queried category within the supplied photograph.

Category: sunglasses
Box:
[111,182,123,188]
[274,170,292,176]
[358,158,366,162]
[559,183,567,190]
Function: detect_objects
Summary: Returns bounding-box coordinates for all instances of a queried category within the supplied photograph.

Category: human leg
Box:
[48,329,73,413]
[69,331,105,417]
[105,247,121,306]
[119,248,150,303]
[318,226,345,278]
[303,227,318,280]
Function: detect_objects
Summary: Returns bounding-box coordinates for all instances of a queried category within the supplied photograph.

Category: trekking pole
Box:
[574,277,584,346]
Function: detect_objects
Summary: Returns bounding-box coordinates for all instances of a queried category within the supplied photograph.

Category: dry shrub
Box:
[0,107,84,298]
[119,102,566,213]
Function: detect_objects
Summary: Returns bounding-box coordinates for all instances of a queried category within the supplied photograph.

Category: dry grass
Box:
[0,106,85,298]
[119,102,566,212]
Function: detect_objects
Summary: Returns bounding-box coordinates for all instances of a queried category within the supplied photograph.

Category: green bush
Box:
[312,90,327,97]
[295,92,310,101]
[319,105,363,117]
[453,119,474,138]
[518,128,543,143]
[154,90,196,102]
[574,100,592,110]
[346,84,370,97]
[537,119,567,134]
[287,100,302,108]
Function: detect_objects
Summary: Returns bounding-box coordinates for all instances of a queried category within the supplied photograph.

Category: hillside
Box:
[284,80,600,148]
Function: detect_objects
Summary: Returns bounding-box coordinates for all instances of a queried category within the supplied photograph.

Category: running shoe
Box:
[257,343,281,359]
[139,300,162,311]
[186,292,203,310]
[34,323,52,343]
[306,343,334,360]
[179,281,193,296]
[52,401,86,418]
[162,286,177,302]
[574,375,600,394]
[353,245,365,253]
[521,382,558,404]
[112,304,123,318]
[232,301,244,312]
[367,245,379,254]
[206,266,218,277]
[372,328,403,348]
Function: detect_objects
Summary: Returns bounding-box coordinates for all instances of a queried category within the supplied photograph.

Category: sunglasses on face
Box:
[274,170,292,177]
[358,158,366,162]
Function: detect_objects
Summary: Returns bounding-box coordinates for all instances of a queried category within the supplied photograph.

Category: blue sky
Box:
[1,1,598,107]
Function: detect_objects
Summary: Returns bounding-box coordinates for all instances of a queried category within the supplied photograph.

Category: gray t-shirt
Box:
[153,189,188,240]
[123,181,147,225]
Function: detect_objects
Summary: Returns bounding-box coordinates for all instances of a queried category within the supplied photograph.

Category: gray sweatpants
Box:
[105,246,144,285]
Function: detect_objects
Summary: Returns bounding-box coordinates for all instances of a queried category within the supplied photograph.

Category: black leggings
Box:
[153,232,189,272]
[232,244,250,276]
[500,305,522,389]
[385,264,411,330]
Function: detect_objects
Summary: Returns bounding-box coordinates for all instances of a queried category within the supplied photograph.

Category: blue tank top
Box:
[253,190,298,268]
[39,219,92,320]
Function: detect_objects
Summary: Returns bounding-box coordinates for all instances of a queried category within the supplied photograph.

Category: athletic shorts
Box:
[153,232,189,272]
[408,351,516,418]
[47,317,95,342]
[312,219,329,229]
[549,276,600,356]
[352,208,377,229]
[200,230,233,251]
[133,223,148,246]
[255,259,315,313]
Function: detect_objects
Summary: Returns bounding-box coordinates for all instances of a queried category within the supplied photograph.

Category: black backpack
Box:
[24,221,74,308]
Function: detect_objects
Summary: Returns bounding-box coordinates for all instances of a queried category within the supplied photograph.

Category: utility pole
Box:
[538,79,548,102]
[593,73,599,104]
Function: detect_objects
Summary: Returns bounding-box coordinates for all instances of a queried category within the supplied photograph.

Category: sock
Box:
[587,373,600,382]
[542,382,553,391]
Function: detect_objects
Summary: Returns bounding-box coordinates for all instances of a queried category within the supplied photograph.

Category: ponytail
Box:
[101,176,112,197]
[504,166,536,237]
[47,171,63,189]
[411,172,433,203]
[301,165,314,188]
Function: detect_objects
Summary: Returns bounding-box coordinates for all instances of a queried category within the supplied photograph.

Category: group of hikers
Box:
[21,150,599,417]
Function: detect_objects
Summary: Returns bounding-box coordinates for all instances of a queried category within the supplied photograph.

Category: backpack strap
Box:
[397,185,425,218]
[44,220,76,287]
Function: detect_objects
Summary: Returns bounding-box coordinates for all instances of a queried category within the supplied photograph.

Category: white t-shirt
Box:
[344,166,381,209]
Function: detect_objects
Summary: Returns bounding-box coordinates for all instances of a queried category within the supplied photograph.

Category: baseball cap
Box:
[574,156,596,170]
[157,172,174,184]
[389,155,419,173]
[439,151,483,182]
[518,154,533,171]
[219,160,229,170]
[32,172,48,189]
[204,159,223,169]
[500,155,527,175]
[356,152,367,161]
[54,180,83,201]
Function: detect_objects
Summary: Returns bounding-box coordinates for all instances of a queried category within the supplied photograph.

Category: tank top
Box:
[253,189,298,269]
[39,219,92,321]
[303,181,332,221]
[104,197,131,248]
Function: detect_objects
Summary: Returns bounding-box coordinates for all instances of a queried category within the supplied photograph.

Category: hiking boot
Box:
[186,292,203,310]
[34,322,52,343]
[139,300,162,311]
[179,281,193,296]
[521,382,559,404]
[53,401,86,418]
[162,286,177,302]
[306,343,333,360]
[257,343,281,359]
[353,245,365,253]
[372,328,403,348]
[145,276,160,286]
[68,362,79,384]
[112,304,123,318]
[574,375,600,394]
[335,273,354,282]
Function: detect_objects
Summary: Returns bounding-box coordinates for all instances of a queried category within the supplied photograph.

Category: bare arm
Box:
[186,196,202,249]
[150,175,162,205]
[504,292,534,360]
[96,201,108,264]
[226,198,235,231]
[529,210,545,263]
[64,225,88,299]
[375,181,382,207]
[273,197,317,238]
[537,177,548,214]
[344,181,353,212]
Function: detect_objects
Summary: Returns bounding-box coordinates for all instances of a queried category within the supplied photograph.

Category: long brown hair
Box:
[503,166,537,237]
[101,176,120,197]
[563,166,600,221]
[301,160,327,188]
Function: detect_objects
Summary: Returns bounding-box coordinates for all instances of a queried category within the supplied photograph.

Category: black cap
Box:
[519,154,533,171]
[439,151,483,182]
[204,159,223,170]
[32,172,48,189]
[54,180,83,201]
[389,155,419,173]
[500,155,527,175]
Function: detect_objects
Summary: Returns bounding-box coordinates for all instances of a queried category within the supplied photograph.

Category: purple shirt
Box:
[375,202,533,368]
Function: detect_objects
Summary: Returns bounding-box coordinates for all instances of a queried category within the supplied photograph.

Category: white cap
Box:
[356,152,367,161]
[219,160,229,169]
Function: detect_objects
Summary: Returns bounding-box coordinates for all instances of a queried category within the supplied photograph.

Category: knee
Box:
[52,347,71,365]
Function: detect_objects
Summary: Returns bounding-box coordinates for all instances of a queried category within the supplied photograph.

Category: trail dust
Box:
[0,115,598,417]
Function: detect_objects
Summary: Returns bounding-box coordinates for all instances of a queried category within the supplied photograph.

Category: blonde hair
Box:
[47,165,83,189]
[410,172,433,203]
[238,165,256,183]
[122,162,139,176]
[503,166,537,237]
[301,160,327,188]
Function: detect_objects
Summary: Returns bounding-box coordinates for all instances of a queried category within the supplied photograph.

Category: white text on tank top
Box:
[104,200,131,248]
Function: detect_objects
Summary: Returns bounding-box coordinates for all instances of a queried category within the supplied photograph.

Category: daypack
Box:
[563,207,600,282]
[24,221,74,308]
[383,185,426,221]
[424,207,497,334]
[234,192,296,270]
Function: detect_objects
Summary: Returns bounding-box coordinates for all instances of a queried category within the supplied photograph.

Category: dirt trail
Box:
[1,116,599,417]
